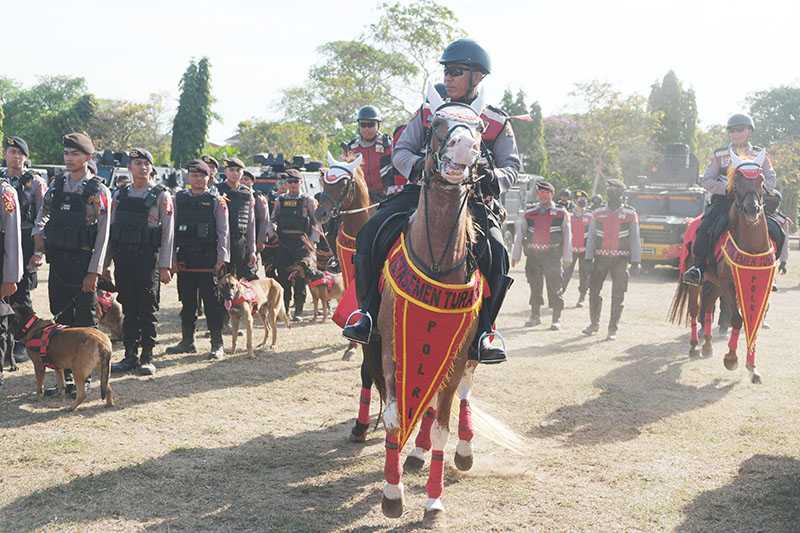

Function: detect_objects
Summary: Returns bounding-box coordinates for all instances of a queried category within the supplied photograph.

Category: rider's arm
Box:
[699,154,725,195]
[392,112,425,181]
[490,122,522,194]
[511,217,524,264]
[762,153,777,192]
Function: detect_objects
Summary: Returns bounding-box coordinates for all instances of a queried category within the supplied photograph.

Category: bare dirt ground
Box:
[1,251,799,532]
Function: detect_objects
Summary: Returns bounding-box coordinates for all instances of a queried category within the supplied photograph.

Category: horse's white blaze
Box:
[431,421,449,450]
[410,446,428,461]
[457,366,475,400]
[384,400,400,431]
[456,439,473,458]
[425,498,445,511]
[383,481,404,500]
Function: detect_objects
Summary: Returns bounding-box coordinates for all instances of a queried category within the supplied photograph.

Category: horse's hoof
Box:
[454,452,473,471]
[702,344,713,357]
[751,373,762,384]
[404,454,425,472]
[422,508,446,529]
[724,354,738,371]
[349,429,367,443]
[689,346,700,358]
[381,495,403,518]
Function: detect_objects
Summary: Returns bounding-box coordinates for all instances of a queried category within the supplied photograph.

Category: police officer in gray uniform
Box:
[343,38,521,364]
[2,136,46,363]
[166,159,229,359]
[109,148,175,376]
[30,132,111,395]
[0,164,23,385]
[683,114,777,285]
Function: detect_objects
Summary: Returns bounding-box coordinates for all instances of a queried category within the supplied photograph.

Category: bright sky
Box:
[5,0,799,143]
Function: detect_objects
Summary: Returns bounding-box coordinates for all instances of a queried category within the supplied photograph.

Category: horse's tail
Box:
[459,395,528,456]
[668,279,697,326]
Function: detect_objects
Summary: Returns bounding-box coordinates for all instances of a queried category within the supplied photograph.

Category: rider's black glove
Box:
[410,158,425,181]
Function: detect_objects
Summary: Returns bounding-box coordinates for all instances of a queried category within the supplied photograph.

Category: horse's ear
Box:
[327,151,337,167]
[427,81,445,113]
[346,153,363,173]
[753,149,767,167]
[469,86,486,116]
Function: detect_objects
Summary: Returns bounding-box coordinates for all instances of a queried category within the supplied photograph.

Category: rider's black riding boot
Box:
[472,275,513,364]
[343,253,379,344]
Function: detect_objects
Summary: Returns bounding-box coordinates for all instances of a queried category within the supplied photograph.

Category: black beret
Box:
[4,136,29,157]
[223,157,245,169]
[63,132,95,155]
[185,159,211,176]
[128,148,154,165]
[606,179,627,190]
[284,169,303,182]
[201,155,219,168]
[536,180,555,193]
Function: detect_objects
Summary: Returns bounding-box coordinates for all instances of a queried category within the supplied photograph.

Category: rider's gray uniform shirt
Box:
[701,143,777,195]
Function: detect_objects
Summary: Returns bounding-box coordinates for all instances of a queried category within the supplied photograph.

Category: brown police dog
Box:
[13,305,113,411]
[218,274,290,356]
[288,263,344,322]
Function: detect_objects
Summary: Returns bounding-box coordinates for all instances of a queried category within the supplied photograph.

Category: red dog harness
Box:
[224,280,258,312]
[308,271,335,291]
[21,316,67,369]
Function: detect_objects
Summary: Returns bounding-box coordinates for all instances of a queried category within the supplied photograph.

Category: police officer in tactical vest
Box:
[242,170,277,278]
[511,181,572,330]
[30,132,112,396]
[2,136,46,363]
[217,157,257,279]
[582,179,641,340]
[0,150,23,386]
[109,148,175,376]
[166,159,229,359]
[562,190,593,307]
[345,106,395,202]
[682,114,778,286]
[272,169,318,321]
[343,38,521,364]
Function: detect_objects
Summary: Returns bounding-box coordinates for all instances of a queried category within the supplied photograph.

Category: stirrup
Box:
[343,309,373,344]
[682,267,702,287]
[477,330,507,361]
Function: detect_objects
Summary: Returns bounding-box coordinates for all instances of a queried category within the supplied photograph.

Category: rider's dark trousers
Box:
[692,195,731,268]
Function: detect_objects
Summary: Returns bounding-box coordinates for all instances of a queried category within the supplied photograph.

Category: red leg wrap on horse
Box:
[746,346,755,367]
[458,399,474,442]
[703,312,712,338]
[728,328,740,352]
[690,320,699,344]
[384,434,401,485]
[357,387,371,425]
[426,450,445,499]
[415,407,436,451]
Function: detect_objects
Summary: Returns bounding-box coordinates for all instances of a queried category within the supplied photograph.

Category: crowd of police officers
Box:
[0,38,789,393]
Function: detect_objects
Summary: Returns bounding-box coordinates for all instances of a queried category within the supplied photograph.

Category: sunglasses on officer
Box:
[444,65,469,78]
[728,126,750,133]
[359,121,378,129]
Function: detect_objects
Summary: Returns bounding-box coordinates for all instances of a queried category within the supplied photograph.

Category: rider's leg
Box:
[472,220,512,364]
[344,187,420,343]
[685,196,730,284]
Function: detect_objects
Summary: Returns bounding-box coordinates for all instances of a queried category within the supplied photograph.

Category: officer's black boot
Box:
[209,331,224,360]
[607,298,624,340]
[475,275,513,364]
[551,304,563,331]
[166,324,196,354]
[138,347,156,376]
[576,291,586,308]
[583,295,601,335]
[111,345,140,374]
[525,306,541,327]
[343,253,379,344]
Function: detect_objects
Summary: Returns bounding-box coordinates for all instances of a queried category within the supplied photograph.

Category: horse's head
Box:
[314,152,363,224]
[729,148,767,224]
[424,82,484,188]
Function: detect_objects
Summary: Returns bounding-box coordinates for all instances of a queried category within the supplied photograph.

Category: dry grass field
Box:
[1,251,799,532]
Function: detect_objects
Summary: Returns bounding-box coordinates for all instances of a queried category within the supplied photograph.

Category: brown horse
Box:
[670,150,774,384]
[314,153,381,442]
[373,84,487,528]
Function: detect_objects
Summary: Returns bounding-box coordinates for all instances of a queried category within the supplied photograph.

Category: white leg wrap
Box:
[456,439,472,457]
[425,498,445,511]
[410,446,427,461]
[383,481,404,500]
[431,422,449,450]
[384,400,399,431]
[457,366,475,400]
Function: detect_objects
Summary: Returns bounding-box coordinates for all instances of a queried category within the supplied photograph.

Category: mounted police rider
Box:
[346,106,395,202]
[683,114,777,285]
[343,38,521,364]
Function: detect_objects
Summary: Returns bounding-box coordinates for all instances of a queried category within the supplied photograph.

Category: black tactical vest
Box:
[110,185,164,254]
[9,173,38,228]
[219,182,251,240]
[277,195,310,237]
[44,176,101,253]
[175,190,217,269]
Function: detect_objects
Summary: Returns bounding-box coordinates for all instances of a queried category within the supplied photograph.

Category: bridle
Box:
[732,163,765,223]
[318,166,379,220]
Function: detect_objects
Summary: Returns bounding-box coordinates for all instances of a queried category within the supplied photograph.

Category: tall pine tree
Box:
[499,89,548,175]
[171,58,213,166]
[647,70,697,153]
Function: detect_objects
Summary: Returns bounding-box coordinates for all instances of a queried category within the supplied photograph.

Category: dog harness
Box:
[308,271,336,291]
[224,280,258,312]
[21,316,67,368]
[96,290,114,317]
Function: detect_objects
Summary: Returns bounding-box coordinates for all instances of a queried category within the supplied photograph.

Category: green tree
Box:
[648,70,698,153]
[90,94,172,164]
[369,0,463,96]
[171,58,214,166]
[747,86,800,146]
[500,89,548,175]
[695,124,728,163]
[235,120,329,162]
[528,101,548,176]
[281,40,416,135]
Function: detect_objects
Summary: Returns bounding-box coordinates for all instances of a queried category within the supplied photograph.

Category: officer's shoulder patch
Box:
[751,145,764,152]
[2,189,15,213]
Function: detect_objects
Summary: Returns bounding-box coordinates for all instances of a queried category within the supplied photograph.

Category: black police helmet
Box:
[439,38,491,74]
[727,114,754,130]
[357,105,382,122]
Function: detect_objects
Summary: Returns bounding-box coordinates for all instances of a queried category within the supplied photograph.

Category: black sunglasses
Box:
[359,121,377,128]
[444,66,469,77]
[728,126,749,133]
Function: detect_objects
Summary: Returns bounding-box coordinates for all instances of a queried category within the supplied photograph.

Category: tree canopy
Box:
[171,58,214,167]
